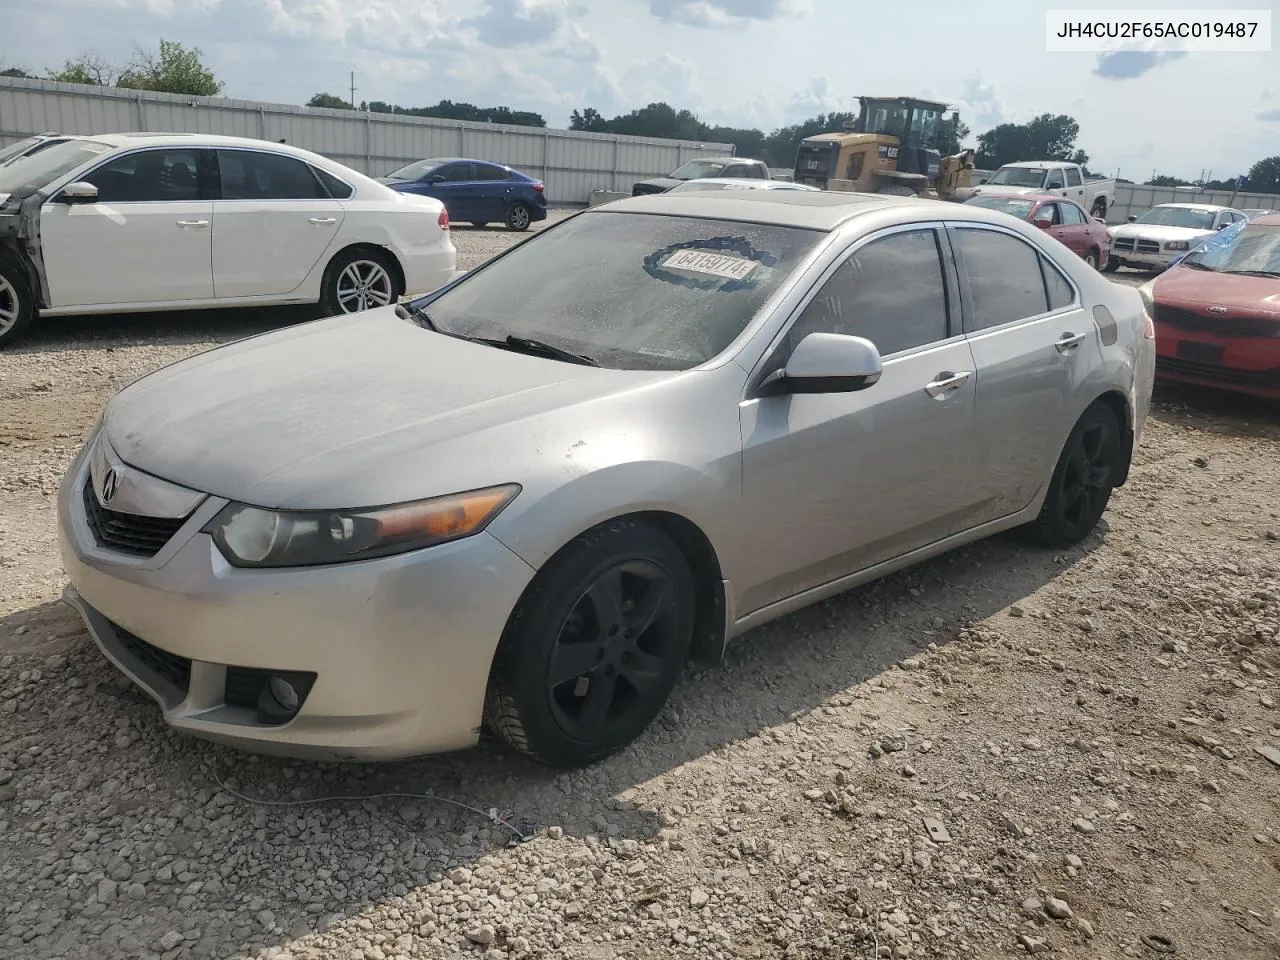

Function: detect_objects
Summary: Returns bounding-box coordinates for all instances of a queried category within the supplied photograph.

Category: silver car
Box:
[59,191,1156,767]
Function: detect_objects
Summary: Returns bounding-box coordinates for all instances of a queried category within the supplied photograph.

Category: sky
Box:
[0,0,1277,181]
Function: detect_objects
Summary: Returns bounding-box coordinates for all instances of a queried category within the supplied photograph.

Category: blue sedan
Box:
[378,157,548,231]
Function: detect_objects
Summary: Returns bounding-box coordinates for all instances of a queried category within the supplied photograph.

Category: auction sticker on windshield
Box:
[662,249,758,280]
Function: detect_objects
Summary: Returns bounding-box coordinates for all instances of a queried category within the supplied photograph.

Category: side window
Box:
[748,163,768,179]
[434,162,473,183]
[472,164,509,182]
[786,229,950,357]
[953,228,1051,330]
[83,149,202,203]
[1041,255,1075,310]
[721,164,746,178]
[217,151,326,200]
[1065,167,1083,187]
[1060,202,1086,225]
[312,166,353,200]
[1045,169,1065,190]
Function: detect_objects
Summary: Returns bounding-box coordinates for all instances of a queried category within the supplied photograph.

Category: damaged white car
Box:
[0,133,457,348]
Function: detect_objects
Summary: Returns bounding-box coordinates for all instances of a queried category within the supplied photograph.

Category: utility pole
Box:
[350,71,357,109]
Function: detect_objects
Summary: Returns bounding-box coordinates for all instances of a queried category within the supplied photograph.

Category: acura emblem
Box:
[101,468,119,504]
[1207,305,1228,314]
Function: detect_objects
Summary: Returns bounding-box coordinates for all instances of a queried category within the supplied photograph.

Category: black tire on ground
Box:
[1091,200,1107,219]
[471,222,488,228]
[506,203,533,231]
[483,518,696,767]
[1084,250,1099,270]
[1026,402,1122,548]
[318,247,401,317]
[0,254,37,350]
[1101,257,1120,273]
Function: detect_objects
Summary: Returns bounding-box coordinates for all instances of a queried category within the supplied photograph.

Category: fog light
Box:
[269,676,299,712]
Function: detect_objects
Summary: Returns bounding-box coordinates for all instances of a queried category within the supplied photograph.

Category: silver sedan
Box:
[59,190,1156,767]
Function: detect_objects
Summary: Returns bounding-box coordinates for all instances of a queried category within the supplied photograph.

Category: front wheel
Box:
[1027,403,1122,547]
[506,203,532,231]
[0,256,36,350]
[484,519,695,767]
[319,248,400,316]
[1101,257,1120,273]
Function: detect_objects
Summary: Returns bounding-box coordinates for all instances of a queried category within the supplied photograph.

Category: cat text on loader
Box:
[793,96,976,200]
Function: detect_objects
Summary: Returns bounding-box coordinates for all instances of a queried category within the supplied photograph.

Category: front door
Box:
[421,161,477,222]
[947,222,1100,521]
[1046,202,1087,256]
[211,149,345,299]
[738,225,982,615]
[40,147,215,307]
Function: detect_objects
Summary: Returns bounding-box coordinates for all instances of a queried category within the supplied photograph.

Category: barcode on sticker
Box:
[663,249,757,280]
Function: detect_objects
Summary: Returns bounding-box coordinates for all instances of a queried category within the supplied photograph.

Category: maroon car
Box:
[1143,213,1280,400]
[964,193,1111,270]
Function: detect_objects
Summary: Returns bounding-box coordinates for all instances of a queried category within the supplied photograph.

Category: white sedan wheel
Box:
[335,259,396,314]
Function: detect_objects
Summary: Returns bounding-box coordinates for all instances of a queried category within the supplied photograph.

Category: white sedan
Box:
[0,133,456,348]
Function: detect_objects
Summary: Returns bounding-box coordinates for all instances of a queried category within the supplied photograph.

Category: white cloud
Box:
[785,75,847,121]
[646,0,808,28]
[618,54,697,107]
[953,72,1005,130]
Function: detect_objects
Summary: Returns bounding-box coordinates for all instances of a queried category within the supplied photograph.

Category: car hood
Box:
[1110,223,1213,243]
[103,308,673,510]
[634,177,684,191]
[1155,266,1280,315]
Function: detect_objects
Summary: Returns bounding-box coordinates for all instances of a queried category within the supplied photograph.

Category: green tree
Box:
[1,65,33,78]
[975,113,1085,168]
[308,92,353,109]
[1246,156,1280,193]
[366,99,545,127]
[935,113,971,156]
[46,51,118,86]
[1145,174,1191,187]
[569,107,608,132]
[118,40,222,97]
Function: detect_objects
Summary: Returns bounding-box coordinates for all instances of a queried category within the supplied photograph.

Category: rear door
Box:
[949,222,1098,522]
[1064,166,1086,203]
[40,146,215,307]
[211,148,345,299]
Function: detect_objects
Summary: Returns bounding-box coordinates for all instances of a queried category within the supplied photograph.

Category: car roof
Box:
[597,190,1018,231]
[1152,202,1232,212]
[1002,161,1062,168]
[69,132,341,164]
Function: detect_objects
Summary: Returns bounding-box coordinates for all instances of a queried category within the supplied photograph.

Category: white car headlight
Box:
[1164,240,1189,251]
[206,484,521,568]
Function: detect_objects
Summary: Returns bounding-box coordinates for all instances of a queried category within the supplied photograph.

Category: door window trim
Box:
[65,146,216,203]
[743,220,964,399]
[944,222,1082,339]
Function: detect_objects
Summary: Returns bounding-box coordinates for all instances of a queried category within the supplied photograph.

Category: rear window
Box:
[420,211,824,371]
[966,196,1035,219]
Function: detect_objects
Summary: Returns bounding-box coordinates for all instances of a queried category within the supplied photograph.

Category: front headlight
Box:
[206,484,521,568]
[1164,240,1189,251]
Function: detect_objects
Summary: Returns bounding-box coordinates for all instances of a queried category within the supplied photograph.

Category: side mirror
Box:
[57,181,98,204]
[1217,222,1229,231]
[1033,215,1053,229]
[427,175,445,185]
[757,332,883,397]
[1127,214,1138,222]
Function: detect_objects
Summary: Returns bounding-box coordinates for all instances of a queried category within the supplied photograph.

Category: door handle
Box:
[1055,332,1087,353]
[924,370,972,399]
[308,217,338,225]
[175,219,209,228]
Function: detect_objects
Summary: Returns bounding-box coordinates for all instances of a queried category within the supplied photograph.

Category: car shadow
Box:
[1151,383,1280,440]
[0,522,1103,959]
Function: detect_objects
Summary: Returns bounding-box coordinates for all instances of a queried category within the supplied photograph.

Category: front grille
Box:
[115,625,192,694]
[1136,239,1161,254]
[1113,238,1135,252]
[1157,356,1280,389]
[81,479,187,558]
[225,667,270,709]
[1155,304,1280,338]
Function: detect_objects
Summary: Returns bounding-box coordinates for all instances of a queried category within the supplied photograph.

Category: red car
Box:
[964,193,1111,270]
[1143,213,1280,400]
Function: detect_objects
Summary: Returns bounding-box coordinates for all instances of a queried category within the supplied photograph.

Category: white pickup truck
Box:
[968,161,1116,220]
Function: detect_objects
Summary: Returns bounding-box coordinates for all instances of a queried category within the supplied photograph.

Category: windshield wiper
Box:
[474,335,598,366]
[1179,260,1214,271]
[395,301,439,331]
[1222,269,1280,278]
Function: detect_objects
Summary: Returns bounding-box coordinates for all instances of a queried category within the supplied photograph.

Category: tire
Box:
[1027,403,1122,548]
[506,203,532,231]
[1101,258,1120,273]
[1084,250,1099,270]
[319,248,401,316]
[1091,200,1107,219]
[483,518,696,767]
[0,255,36,350]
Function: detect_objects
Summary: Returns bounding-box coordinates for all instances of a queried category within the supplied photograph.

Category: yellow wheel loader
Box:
[793,97,976,201]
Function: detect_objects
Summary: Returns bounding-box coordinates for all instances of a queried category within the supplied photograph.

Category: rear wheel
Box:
[319,248,400,316]
[484,519,695,767]
[0,256,36,350]
[1084,250,1099,270]
[1027,403,1122,547]
[1091,200,1107,219]
[506,203,532,231]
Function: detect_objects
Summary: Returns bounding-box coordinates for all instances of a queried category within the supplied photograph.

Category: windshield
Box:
[385,158,450,181]
[987,167,1048,187]
[416,211,824,371]
[966,196,1035,219]
[1180,221,1280,275]
[0,139,112,195]
[1135,206,1215,229]
[669,160,728,181]
[0,137,42,166]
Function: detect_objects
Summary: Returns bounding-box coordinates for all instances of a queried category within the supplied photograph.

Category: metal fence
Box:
[1107,183,1280,223]
[0,77,735,204]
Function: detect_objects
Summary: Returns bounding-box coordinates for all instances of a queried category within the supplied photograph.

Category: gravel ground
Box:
[2,217,1279,960]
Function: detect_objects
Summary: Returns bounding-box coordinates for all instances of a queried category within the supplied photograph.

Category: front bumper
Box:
[1153,327,1280,400]
[1109,244,1177,269]
[58,438,536,761]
